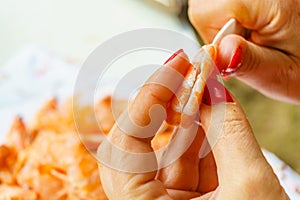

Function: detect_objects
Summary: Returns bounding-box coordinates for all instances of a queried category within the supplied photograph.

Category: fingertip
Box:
[202,78,234,105]
[163,49,184,64]
[164,50,191,76]
[216,34,245,76]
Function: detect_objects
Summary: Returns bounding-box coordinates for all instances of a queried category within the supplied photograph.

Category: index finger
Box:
[97,50,192,199]
[129,49,191,129]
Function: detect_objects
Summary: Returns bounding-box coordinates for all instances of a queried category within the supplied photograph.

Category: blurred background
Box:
[1,0,300,173]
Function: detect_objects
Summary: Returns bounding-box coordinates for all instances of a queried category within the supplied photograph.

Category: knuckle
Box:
[221,103,251,136]
[187,0,206,26]
[222,118,250,138]
[187,5,198,27]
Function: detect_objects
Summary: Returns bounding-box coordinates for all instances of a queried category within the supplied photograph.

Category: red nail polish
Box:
[164,49,184,64]
[221,46,242,77]
[202,78,234,105]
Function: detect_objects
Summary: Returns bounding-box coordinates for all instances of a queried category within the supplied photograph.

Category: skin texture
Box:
[97,51,289,199]
[188,0,300,103]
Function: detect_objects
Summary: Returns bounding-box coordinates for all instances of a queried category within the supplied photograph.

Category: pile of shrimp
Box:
[0,96,175,199]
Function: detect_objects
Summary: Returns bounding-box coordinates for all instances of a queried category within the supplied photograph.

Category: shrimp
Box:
[166,45,217,126]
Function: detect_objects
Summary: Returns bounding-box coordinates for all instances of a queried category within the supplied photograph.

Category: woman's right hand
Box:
[188,0,300,104]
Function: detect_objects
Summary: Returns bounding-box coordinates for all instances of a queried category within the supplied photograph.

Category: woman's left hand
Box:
[97,50,288,199]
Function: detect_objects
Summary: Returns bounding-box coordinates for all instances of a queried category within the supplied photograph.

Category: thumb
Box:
[201,102,265,184]
[217,34,300,103]
[200,80,286,197]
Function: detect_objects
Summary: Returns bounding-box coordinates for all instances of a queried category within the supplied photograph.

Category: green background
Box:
[226,79,300,173]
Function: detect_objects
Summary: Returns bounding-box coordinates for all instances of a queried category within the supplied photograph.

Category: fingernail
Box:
[202,79,234,105]
[164,49,184,64]
[220,46,242,77]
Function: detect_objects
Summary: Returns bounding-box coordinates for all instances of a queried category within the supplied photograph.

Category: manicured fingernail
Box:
[220,46,242,77]
[202,79,234,105]
[164,49,184,64]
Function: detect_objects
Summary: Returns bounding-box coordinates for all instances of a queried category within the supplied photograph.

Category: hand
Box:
[97,50,289,199]
[188,0,300,104]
